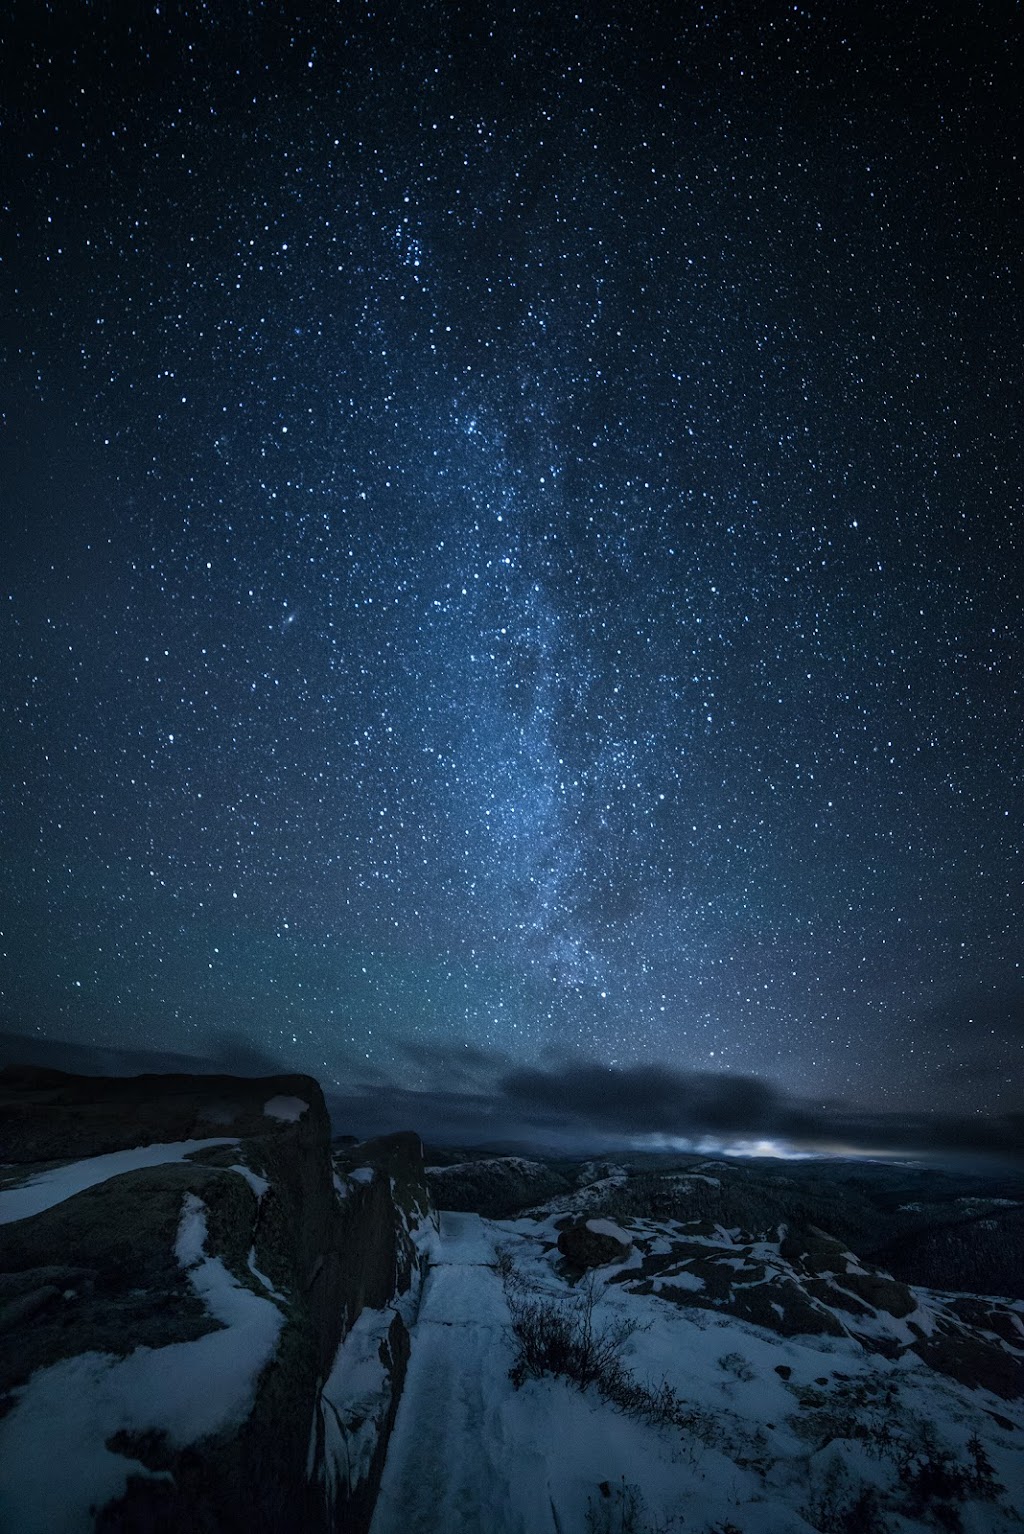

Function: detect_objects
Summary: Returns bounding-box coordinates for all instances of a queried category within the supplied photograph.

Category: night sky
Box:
[3,3,1021,1151]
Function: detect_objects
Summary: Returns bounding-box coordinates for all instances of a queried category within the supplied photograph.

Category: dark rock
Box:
[839,1270,916,1318]
[946,1296,1024,1346]
[557,1219,631,1270]
[0,1067,434,1532]
[774,1365,792,1380]
[780,1227,850,1275]
[0,1283,62,1330]
[733,1280,845,1339]
[987,1410,1016,1430]
[0,1063,325,1163]
[912,1331,1023,1400]
[426,1156,572,1218]
[805,1278,874,1319]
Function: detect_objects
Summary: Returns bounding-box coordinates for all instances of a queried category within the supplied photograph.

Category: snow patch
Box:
[318,1307,401,1512]
[371,1208,1024,1534]
[175,1191,207,1267]
[230,1163,270,1199]
[0,1137,238,1225]
[585,1217,631,1246]
[0,1191,284,1534]
[655,1269,704,1292]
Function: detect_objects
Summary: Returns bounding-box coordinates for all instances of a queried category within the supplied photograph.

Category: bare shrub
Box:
[506,1271,639,1391]
[584,1478,646,1534]
[502,1266,715,1442]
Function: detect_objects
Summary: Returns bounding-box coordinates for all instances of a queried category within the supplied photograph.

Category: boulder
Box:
[557,1218,632,1270]
[839,1270,916,1319]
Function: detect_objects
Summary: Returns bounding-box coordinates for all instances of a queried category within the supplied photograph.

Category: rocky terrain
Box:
[425,1152,573,1217]
[0,1066,434,1533]
[372,1154,1024,1534]
[2,1071,1021,1532]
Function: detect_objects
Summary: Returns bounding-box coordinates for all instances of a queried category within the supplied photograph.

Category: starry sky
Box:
[2,3,1021,1147]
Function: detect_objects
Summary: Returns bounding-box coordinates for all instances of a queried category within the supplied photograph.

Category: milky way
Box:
[2,4,1021,1130]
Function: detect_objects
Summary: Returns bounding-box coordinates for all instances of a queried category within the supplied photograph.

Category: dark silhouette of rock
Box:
[426,1155,572,1217]
[557,1219,632,1269]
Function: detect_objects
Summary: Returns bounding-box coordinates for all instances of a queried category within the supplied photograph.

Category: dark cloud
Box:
[503,1062,781,1136]
[323,1045,1023,1163]
[500,1058,1024,1161]
[395,1038,513,1091]
[4,1027,1020,1162]
[325,1082,524,1149]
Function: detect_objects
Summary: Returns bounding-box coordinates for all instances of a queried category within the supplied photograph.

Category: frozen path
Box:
[368,1211,559,1534]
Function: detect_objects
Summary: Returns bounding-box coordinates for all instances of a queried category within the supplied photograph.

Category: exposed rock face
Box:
[312,1132,436,1532]
[0,1066,434,1533]
[425,1155,572,1218]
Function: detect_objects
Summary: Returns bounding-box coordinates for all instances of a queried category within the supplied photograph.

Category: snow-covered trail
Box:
[368,1211,559,1534]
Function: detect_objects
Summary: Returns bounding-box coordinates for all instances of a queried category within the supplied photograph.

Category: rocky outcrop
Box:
[556,1217,632,1270]
[598,1213,1024,1398]
[426,1155,572,1218]
[0,1066,434,1533]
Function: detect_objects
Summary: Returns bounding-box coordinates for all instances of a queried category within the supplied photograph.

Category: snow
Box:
[369,1209,1024,1534]
[333,1165,376,1200]
[230,1162,270,1199]
[263,1094,308,1121]
[311,1197,435,1513]
[247,1247,287,1303]
[584,1217,631,1245]
[654,1268,704,1292]
[0,1137,238,1225]
[0,1191,284,1534]
[318,1305,401,1513]
[175,1191,207,1265]
[370,1213,550,1534]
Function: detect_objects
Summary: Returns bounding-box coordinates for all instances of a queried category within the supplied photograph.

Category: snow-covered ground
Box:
[370,1210,1024,1534]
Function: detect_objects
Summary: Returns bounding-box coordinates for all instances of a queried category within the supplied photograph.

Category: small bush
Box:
[798,1414,1006,1534]
[502,1266,715,1442]
[505,1271,640,1392]
[894,1421,1003,1532]
[966,1430,1001,1498]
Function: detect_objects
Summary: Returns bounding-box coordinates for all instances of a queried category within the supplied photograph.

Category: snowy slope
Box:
[370,1210,1024,1534]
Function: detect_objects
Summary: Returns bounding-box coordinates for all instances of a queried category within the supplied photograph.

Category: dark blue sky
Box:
[2,2,1021,1141]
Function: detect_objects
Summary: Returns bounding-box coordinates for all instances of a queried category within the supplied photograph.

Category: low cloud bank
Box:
[324,1044,1023,1162]
[3,1029,1020,1162]
[499,1059,1024,1160]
